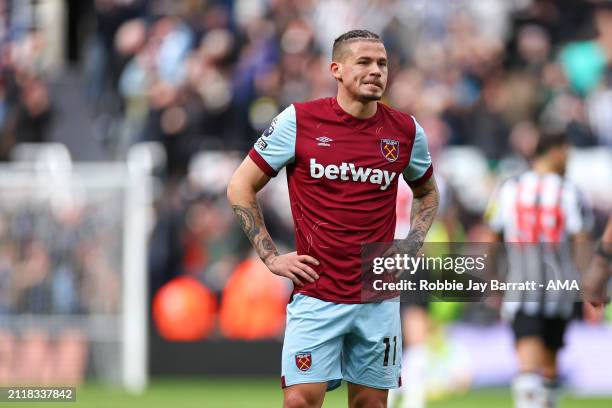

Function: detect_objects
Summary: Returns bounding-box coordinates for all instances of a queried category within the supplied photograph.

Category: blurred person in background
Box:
[586,65,612,147]
[583,214,612,306]
[227,29,438,408]
[559,0,612,97]
[0,28,53,160]
[485,130,592,408]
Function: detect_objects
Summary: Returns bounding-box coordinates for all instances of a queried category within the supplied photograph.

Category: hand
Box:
[381,241,421,278]
[264,251,320,287]
[582,256,611,308]
[484,294,503,311]
[583,302,605,324]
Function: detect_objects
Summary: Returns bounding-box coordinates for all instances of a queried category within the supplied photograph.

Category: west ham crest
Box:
[381,139,399,162]
[295,352,312,372]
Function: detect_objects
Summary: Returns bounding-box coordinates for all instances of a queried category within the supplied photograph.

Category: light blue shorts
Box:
[281,293,402,391]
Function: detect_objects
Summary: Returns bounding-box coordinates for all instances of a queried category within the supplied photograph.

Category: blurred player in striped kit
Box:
[485,130,592,408]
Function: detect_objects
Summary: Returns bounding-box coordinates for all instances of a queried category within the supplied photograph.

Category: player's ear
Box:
[330,61,342,81]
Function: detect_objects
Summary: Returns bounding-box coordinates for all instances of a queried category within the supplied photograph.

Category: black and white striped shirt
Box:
[486,171,592,318]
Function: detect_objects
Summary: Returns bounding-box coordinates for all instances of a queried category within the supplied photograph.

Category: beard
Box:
[360,93,383,101]
[358,82,385,101]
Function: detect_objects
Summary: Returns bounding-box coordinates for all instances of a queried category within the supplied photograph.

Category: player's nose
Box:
[368,67,382,79]
[368,64,382,77]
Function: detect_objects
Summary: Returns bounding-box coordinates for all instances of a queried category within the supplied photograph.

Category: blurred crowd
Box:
[1,0,610,171]
[82,0,612,170]
[0,0,53,160]
[0,194,123,315]
[1,0,612,336]
[1,1,611,161]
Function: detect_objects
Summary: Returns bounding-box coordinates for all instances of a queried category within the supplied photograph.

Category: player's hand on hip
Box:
[264,251,320,287]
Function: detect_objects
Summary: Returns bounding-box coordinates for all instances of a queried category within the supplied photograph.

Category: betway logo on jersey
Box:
[310,158,397,191]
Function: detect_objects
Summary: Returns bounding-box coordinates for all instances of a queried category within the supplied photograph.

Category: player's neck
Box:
[335,92,378,119]
[532,160,561,176]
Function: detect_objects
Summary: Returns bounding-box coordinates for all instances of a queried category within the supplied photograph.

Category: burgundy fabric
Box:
[405,163,433,188]
[249,148,277,177]
[250,97,432,302]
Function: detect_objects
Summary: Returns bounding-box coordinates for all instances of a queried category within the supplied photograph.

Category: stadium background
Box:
[1,0,612,406]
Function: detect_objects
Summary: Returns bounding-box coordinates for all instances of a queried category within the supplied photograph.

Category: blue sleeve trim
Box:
[252,105,297,173]
[403,117,433,182]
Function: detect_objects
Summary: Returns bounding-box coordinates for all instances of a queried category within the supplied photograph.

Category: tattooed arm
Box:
[407,176,439,248]
[392,176,440,259]
[227,157,319,287]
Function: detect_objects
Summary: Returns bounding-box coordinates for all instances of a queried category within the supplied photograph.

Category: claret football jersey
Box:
[249,97,433,303]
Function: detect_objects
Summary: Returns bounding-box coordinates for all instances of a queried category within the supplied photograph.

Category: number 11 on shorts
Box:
[382,336,397,366]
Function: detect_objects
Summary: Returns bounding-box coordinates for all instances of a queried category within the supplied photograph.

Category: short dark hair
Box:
[593,0,612,10]
[535,130,568,157]
[332,30,382,61]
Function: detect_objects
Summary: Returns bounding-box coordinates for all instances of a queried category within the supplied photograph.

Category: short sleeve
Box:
[564,184,593,235]
[248,105,297,177]
[402,117,433,188]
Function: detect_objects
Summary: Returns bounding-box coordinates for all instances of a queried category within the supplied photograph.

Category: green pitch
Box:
[12,379,612,408]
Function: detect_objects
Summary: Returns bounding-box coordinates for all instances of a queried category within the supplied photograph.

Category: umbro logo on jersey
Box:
[310,158,397,191]
[316,136,333,147]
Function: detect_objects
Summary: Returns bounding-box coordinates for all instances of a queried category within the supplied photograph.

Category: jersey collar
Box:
[330,97,382,131]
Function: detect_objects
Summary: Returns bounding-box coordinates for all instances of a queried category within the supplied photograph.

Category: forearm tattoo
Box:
[399,177,439,255]
[232,201,279,263]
